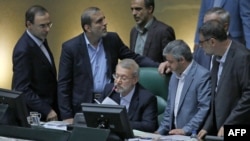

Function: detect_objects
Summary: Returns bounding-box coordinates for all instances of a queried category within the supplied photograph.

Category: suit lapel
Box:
[143,19,157,56]
[26,33,56,77]
[43,40,57,76]
[216,42,235,93]
[127,85,139,120]
[177,62,196,113]
[130,29,138,51]
[79,34,94,87]
[102,36,112,79]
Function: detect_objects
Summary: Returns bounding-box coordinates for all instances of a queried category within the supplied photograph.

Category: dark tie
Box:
[41,40,52,64]
[211,57,220,92]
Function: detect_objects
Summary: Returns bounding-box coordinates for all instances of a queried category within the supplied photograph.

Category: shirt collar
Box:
[26,30,43,47]
[175,60,194,80]
[135,18,154,34]
[216,40,232,64]
[120,86,135,102]
[83,33,103,50]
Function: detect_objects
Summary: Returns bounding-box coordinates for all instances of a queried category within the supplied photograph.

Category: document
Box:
[43,121,69,130]
[132,130,191,141]
[159,135,191,140]
[101,97,118,105]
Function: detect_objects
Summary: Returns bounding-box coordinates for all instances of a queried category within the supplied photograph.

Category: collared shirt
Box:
[174,60,194,127]
[26,30,52,64]
[134,18,154,55]
[215,41,232,91]
[84,34,110,93]
[120,86,135,112]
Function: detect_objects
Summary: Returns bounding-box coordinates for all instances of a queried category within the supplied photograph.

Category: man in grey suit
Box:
[156,40,211,136]
[198,20,250,138]
[130,0,175,63]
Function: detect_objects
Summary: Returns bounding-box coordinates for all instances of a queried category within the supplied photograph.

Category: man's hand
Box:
[198,129,207,139]
[169,129,185,135]
[158,61,171,74]
[63,118,74,124]
[218,126,224,137]
[46,109,58,121]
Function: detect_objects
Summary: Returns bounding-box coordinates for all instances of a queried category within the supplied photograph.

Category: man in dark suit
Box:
[194,7,230,70]
[197,20,250,138]
[57,7,165,124]
[194,0,250,50]
[100,59,158,132]
[12,5,58,121]
[130,0,175,63]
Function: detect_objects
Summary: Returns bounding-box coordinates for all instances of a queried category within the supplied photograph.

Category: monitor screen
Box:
[0,88,30,127]
[81,103,134,140]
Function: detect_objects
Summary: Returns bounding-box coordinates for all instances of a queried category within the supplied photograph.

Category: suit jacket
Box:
[12,31,58,120]
[157,61,211,135]
[193,47,212,70]
[100,83,158,132]
[203,41,250,134]
[58,32,159,120]
[130,17,175,63]
[194,0,250,49]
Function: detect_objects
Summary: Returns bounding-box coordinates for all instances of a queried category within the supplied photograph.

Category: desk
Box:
[0,136,33,141]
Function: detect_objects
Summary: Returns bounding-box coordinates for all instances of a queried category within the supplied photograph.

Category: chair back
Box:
[139,67,171,123]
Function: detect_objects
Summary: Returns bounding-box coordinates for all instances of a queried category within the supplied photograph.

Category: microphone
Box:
[107,84,116,97]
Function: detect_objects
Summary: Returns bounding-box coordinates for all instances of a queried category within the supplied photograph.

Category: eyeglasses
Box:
[38,22,53,29]
[112,74,134,82]
[198,38,211,44]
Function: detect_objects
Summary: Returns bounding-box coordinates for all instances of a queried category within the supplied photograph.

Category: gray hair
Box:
[205,7,230,25]
[163,40,193,62]
[117,59,139,78]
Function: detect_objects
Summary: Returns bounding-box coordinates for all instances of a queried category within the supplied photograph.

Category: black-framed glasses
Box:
[198,38,211,44]
[112,74,134,82]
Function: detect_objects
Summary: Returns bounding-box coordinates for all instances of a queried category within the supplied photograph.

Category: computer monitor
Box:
[81,103,134,140]
[0,88,30,127]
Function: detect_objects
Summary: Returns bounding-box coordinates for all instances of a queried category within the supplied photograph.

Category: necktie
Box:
[211,57,220,92]
[40,41,52,64]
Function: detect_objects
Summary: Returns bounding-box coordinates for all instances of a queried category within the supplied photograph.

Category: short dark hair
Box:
[144,0,155,13]
[199,20,228,42]
[81,7,100,32]
[25,5,48,27]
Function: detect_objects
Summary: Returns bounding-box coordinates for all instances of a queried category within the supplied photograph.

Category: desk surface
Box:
[0,136,33,141]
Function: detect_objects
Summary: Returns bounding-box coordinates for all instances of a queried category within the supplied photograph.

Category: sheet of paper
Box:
[43,121,69,131]
[133,129,161,140]
[101,97,118,105]
[159,135,191,140]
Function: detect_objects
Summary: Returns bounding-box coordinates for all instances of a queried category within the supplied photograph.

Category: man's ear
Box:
[84,24,90,32]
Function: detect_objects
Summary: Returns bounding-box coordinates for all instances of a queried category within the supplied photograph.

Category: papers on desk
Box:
[132,129,191,141]
[101,97,119,105]
[43,121,69,131]
[133,129,161,140]
[0,136,33,141]
[159,135,191,140]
